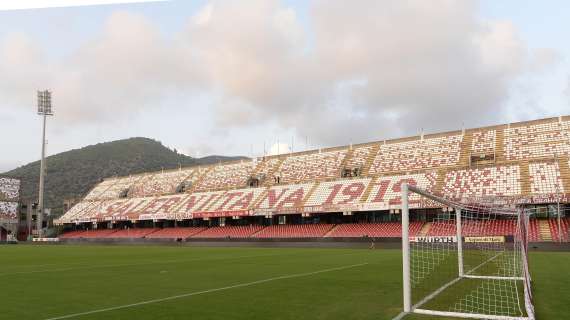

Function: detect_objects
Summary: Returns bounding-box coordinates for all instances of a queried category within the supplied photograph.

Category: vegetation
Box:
[0,246,566,319]
[2,137,245,216]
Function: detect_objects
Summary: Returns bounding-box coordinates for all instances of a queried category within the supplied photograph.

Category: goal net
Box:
[401,184,535,320]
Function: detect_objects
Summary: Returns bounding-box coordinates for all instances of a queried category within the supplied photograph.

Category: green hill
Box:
[3,137,246,216]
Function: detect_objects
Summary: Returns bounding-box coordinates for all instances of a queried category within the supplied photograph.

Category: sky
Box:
[0,0,569,172]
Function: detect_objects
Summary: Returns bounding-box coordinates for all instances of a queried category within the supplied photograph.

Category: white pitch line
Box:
[465,251,504,276]
[43,262,369,320]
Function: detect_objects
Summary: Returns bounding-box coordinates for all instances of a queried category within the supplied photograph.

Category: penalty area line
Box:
[43,262,368,320]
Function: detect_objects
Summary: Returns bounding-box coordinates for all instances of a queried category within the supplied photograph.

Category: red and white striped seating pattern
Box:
[0,177,20,201]
[305,178,371,208]
[345,145,375,169]
[528,219,541,242]
[128,169,194,197]
[443,165,521,198]
[369,135,462,174]
[0,201,18,219]
[195,161,257,191]
[254,157,282,179]
[548,218,570,242]
[84,175,142,201]
[505,121,570,160]
[364,172,438,208]
[204,187,266,214]
[275,150,347,184]
[472,130,496,154]
[529,162,564,194]
[255,183,315,211]
[61,201,100,222]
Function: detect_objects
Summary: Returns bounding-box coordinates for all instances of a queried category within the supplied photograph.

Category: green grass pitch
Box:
[0,245,568,320]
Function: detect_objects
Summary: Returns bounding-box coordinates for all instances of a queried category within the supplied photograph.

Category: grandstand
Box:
[0,176,20,241]
[56,116,570,242]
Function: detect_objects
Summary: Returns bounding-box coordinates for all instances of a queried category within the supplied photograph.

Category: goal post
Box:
[400,184,535,320]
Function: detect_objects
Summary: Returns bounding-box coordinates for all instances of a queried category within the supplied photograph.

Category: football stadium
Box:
[2,1,570,320]
[2,116,570,319]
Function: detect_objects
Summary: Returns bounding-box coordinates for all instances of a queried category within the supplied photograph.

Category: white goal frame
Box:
[400,184,535,320]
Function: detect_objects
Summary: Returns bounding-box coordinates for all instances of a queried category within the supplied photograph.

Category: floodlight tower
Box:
[37,90,53,238]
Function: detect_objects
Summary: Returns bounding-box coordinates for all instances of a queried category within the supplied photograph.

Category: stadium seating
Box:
[255,183,315,211]
[274,150,347,184]
[204,187,267,214]
[55,117,570,245]
[344,145,376,169]
[364,172,438,207]
[252,224,334,238]
[84,175,143,200]
[528,219,541,242]
[471,130,496,154]
[505,121,570,160]
[326,222,423,238]
[105,228,159,238]
[58,219,568,241]
[58,230,87,239]
[194,161,257,191]
[128,169,194,197]
[427,220,516,236]
[443,166,521,198]
[60,229,118,239]
[254,157,282,180]
[0,201,18,219]
[369,135,462,174]
[192,225,264,238]
[145,227,207,239]
[58,201,100,222]
[0,177,20,201]
[548,218,570,242]
[529,162,564,194]
[305,178,371,208]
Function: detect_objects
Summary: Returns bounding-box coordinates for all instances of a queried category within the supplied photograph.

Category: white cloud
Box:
[0,0,559,153]
[181,0,549,145]
[565,76,570,102]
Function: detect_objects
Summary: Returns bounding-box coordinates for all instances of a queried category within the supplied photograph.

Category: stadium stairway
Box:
[360,176,378,204]
[361,144,380,175]
[418,222,432,236]
[559,157,570,192]
[323,224,340,237]
[434,169,446,195]
[539,220,553,241]
[250,157,273,178]
[520,161,531,195]
[338,147,355,171]
[263,157,286,186]
[249,226,267,238]
[495,128,506,162]
[458,131,473,167]
[301,182,321,206]
[187,167,213,192]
